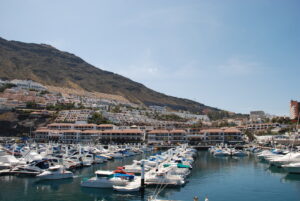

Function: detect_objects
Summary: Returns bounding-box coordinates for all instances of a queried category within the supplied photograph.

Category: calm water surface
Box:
[1,151,300,201]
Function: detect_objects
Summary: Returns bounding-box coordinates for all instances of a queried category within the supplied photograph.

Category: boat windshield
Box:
[96,173,110,178]
[49,168,59,172]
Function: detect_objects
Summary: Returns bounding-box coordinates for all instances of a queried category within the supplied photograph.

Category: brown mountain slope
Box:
[0,37,221,113]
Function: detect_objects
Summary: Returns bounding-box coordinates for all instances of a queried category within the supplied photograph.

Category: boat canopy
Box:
[177,164,190,168]
[113,173,134,179]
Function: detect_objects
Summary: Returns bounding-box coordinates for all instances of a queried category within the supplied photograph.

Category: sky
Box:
[0,0,299,116]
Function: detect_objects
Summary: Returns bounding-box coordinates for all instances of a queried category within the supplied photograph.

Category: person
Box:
[193,196,199,201]
[205,196,209,201]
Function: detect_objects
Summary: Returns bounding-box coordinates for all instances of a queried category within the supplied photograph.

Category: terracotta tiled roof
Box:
[148,130,169,134]
[170,129,186,133]
[224,128,241,133]
[74,124,96,127]
[201,129,224,133]
[62,130,82,133]
[99,129,143,134]
[97,124,114,127]
[82,130,99,134]
[48,123,73,126]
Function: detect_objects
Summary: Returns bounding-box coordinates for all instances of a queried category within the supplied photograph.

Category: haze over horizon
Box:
[0,0,299,116]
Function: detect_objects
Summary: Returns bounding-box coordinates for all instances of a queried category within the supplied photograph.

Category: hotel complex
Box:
[34,123,245,145]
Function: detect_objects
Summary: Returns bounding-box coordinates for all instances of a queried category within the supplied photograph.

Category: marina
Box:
[1,144,300,201]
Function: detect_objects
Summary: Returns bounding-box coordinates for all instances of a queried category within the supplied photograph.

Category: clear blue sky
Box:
[0,0,299,116]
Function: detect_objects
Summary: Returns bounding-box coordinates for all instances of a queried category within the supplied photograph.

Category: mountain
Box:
[0,37,221,114]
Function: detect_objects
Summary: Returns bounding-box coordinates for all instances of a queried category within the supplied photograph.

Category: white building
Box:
[10,79,47,91]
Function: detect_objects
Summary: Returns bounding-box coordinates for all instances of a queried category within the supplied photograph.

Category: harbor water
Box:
[1,151,300,201]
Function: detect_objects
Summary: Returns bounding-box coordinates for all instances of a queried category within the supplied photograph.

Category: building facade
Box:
[290,100,300,120]
[34,123,244,145]
[147,129,187,145]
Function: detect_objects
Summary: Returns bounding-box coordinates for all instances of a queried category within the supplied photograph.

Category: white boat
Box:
[123,160,149,175]
[145,169,185,186]
[231,149,248,157]
[213,149,230,157]
[36,165,73,180]
[82,154,93,167]
[0,154,25,169]
[81,170,130,188]
[282,162,300,174]
[113,176,141,192]
[94,155,105,164]
[109,152,124,159]
[256,149,286,161]
[269,152,300,167]
[68,155,84,167]
[12,159,50,175]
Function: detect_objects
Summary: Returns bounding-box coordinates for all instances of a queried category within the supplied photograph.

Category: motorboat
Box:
[269,152,300,167]
[145,169,185,186]
[113,176,141,192]
[0,154,25,169]
[11,159,50,176]
[81,170,131,188]
[36,165,73,180]
[108,152,124,159]
[82,154,94,167]
[94,155,105,164]
[123,160,149,175]
[213,149,230,157]
[231,149,248,157]
[282,162,300,174]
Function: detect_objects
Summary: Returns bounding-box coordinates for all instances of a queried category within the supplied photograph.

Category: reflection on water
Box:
[33,178,74,191]
[1,151,300,201]
[281,173,300,184]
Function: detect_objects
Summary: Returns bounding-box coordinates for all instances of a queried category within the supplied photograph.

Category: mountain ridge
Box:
[0,37,221,114]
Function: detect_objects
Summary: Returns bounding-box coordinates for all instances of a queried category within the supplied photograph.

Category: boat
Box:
[11,159,51,176]
[0,154,25,169]
[81,170,131,188]
[269,152,300,167]
[113,176,141,192]
[82,154,93,166]
[282,162,300,174]
[213,149,230,157]
[36,165,73,180]
[145,168,185,186]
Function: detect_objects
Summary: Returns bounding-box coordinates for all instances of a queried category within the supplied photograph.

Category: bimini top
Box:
[95,170,113,175]
[113,173,134,179]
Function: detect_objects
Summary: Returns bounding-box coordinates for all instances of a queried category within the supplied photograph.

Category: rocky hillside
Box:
[0,37,221,114]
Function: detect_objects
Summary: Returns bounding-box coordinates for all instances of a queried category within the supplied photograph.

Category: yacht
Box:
[36,165,73,180]
[282,162,300,174]
[113,176,141,192]
[11,159,50,176]
[0,154,25,169]
[145,168,185,186]
[269,152,300,167]
[82,154,94,167]
[213,149,230,157]
[81,170,130,188]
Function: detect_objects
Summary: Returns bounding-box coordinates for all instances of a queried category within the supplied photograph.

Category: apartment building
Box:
[202,128,244,144]
[97,129,144,144]
[246,123,280,131]
[147,129,187,145]
[34,122,244,145]
[290,100,300,120]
